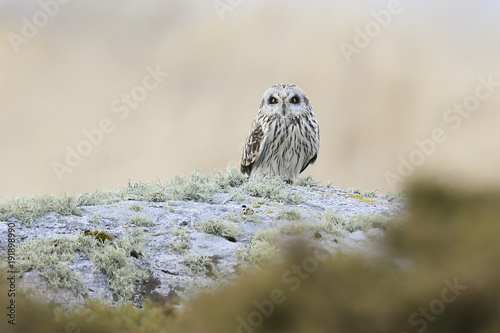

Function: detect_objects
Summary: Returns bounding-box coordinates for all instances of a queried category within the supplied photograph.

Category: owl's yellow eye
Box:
[269,97,279,104]
[290,96,299,104]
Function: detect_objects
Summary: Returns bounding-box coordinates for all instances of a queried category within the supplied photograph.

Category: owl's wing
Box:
[300,154,317,174]
[299,124,319,174]
[240,118,265,177]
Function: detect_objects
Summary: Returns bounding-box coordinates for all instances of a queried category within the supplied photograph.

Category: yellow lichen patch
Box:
[346,194,375,203]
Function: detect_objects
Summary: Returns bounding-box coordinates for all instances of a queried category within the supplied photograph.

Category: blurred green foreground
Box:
[2,181,500,333]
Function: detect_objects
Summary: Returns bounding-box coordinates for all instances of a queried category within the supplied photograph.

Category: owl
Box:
[240,83,320,183]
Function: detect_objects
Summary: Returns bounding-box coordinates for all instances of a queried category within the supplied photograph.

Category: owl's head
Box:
[259,83,313,117]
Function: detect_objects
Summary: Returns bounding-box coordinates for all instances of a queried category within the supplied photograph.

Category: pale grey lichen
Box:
[128,213,154,227]
[242,175,303,204]
[16,228,149,302]
[195,219,242,239]
[127,203,143,212]
[183,252,219,277]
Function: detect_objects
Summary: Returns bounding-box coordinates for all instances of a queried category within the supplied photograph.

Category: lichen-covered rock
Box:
[0,171,404,309]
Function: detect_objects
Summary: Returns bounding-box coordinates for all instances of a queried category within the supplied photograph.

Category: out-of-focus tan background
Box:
[1,0,499,197]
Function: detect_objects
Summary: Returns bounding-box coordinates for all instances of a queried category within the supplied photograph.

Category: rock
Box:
[0,176,404,309]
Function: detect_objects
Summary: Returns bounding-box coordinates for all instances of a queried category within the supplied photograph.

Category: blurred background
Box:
[1,0,499,197]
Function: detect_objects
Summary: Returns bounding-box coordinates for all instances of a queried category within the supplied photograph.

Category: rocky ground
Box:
[0,173,404,310]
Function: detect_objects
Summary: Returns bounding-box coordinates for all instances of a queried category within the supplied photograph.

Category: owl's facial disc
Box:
[267,95,286,116]
[281,102,287,116]
[265,86,305,117]
[282,94,303,117]
[268,96,279,105]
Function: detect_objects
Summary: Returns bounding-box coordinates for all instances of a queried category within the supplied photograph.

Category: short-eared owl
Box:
[240,83,320,183]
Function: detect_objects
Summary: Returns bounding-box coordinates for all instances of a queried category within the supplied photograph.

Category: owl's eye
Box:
[269,97,279,104]
[289,96,299,104]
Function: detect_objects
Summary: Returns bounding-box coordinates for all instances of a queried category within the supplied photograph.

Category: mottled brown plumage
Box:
[241,84,319,183]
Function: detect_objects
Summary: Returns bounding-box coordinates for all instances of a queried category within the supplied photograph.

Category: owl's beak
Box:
[281,102,287,116]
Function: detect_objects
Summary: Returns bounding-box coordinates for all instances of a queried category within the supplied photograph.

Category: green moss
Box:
[128,213,154,227]
[83,230,115,243]
[195,219,242,239]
